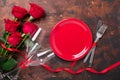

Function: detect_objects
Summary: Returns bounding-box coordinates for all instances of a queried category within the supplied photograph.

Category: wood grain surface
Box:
[0,0,120,80]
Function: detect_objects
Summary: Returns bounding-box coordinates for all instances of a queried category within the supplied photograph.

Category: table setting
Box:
[0,0,120,80]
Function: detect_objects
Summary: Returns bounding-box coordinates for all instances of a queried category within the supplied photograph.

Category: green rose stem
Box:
[2,18,18,56]
[14,17,18,22]
[16,33,29,49]
[27,16,34,22]
[4,44,11,56]
[1,32,10,55]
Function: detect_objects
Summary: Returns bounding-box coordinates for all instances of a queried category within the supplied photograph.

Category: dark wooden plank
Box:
[0,0,120,80]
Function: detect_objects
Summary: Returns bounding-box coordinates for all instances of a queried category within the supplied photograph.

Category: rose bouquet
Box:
[0,3,45,80]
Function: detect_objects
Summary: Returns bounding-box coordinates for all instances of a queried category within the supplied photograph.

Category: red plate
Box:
[50,18,92,61]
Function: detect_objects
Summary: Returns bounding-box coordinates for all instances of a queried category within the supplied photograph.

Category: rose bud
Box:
[12,5,28,19]
[22,22,38,36]
[28,3,45,21]
[4,19,20,33]
[8,32,22,46]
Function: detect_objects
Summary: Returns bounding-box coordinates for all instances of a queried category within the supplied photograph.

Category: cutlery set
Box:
[83,20,108,67]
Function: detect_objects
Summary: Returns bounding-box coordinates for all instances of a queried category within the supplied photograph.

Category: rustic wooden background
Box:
[0,0,120,80]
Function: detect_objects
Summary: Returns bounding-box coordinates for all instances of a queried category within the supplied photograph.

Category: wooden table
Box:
[0,0,120,80]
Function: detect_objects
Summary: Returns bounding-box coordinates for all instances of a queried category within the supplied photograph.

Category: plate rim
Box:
[50,18,93,61]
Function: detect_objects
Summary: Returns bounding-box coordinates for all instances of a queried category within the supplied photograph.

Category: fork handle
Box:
[83,41,97,63]
[83,48,93,63]
[89,46,96,67]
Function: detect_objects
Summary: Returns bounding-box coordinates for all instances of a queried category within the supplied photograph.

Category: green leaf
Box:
[3,31,7,39]
[0,56,7,65]
[0,37,5,43]
[2,58,17,71]
[0,46,2,51]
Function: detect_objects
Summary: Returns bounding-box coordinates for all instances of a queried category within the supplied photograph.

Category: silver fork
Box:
[83,20,102,64]
[83,24,108,67]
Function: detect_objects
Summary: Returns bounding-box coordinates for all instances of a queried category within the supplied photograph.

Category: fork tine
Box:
[98,24,108,34]
[97,20,103,31]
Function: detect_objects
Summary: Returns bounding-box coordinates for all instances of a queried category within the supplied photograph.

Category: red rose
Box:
[22,22,38,36]
[12,6,28,19]
[4,19,20,33]
[29,3,45,19]
[8,32,22,46]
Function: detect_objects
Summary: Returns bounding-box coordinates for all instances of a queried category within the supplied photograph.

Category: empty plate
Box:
[50,18,92,61]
